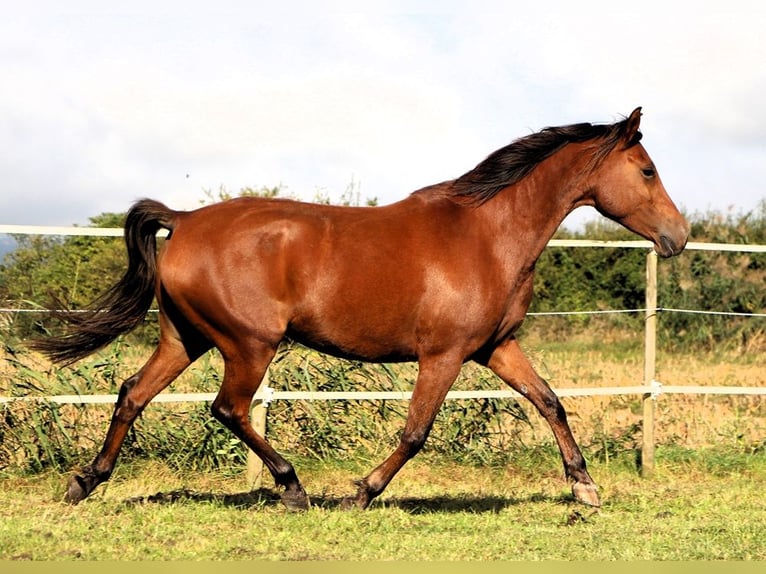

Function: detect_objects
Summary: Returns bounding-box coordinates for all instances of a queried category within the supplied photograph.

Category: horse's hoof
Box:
[340,480,371,510]
[572,481,601,508]
[340,495,366,511]
[280,487,310,512]
[64,474,88,504]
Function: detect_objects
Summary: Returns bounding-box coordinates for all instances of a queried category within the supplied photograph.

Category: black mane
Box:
[445,115,640,206]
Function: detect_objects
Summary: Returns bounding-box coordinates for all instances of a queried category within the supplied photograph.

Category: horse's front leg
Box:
[484,338,600,507]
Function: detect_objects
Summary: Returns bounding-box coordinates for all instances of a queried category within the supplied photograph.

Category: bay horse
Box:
[33,107,689,511]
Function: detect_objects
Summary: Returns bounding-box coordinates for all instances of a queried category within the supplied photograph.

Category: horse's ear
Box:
[622,107,642,146]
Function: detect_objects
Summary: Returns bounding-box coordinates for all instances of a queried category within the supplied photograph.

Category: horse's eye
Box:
[641,167,656,179]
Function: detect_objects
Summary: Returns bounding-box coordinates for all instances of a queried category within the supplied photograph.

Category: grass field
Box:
[1,447,764,561]
[2,332,764,561]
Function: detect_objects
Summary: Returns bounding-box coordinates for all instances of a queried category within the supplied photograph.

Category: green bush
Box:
[530,203,766,352]
[658,205,766,351]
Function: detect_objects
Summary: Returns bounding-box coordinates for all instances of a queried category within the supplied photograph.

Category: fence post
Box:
[246,371,270,490]
[641,249,658,477]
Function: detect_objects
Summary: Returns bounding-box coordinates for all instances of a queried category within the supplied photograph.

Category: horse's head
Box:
[589,108,689,257]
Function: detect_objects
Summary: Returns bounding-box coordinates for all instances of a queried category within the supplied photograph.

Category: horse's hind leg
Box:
[211,341,309,511]
[65,334,205,503]
[347,352,464,509]
[485,338,600,507]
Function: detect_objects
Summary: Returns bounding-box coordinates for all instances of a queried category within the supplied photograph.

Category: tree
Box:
[0,212,129,340]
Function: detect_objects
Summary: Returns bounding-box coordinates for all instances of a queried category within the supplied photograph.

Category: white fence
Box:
[1,224,765,482]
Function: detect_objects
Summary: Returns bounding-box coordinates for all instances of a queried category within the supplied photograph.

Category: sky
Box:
[2,1,765,231]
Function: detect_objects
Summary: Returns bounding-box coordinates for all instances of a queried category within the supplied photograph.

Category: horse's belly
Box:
[286,307,419,363]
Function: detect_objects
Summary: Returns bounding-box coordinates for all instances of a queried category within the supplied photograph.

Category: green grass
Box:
[1,448,764,560]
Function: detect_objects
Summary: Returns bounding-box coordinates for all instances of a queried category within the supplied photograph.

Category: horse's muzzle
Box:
[657,235,681,258]
[656,220,690,258]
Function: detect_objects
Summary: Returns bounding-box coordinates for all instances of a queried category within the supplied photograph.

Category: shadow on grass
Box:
[120,488,573,514]
[375,492,572,514]
[121,488,281,509]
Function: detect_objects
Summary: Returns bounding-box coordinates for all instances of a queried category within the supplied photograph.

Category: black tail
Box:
[30,199,177,365]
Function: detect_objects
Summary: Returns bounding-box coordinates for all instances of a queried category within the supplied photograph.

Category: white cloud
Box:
[1,3,765,228]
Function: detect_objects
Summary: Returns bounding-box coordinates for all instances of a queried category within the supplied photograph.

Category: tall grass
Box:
[1,339,534,474]
[2,322,764,477]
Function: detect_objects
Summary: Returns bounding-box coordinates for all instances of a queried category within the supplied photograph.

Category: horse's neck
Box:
[478,148,594,266]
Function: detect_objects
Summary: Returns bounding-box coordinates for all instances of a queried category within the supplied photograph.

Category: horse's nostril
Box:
[659,235,678,257]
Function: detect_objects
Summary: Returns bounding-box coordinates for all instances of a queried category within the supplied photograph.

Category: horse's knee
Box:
[536,386,566,420]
